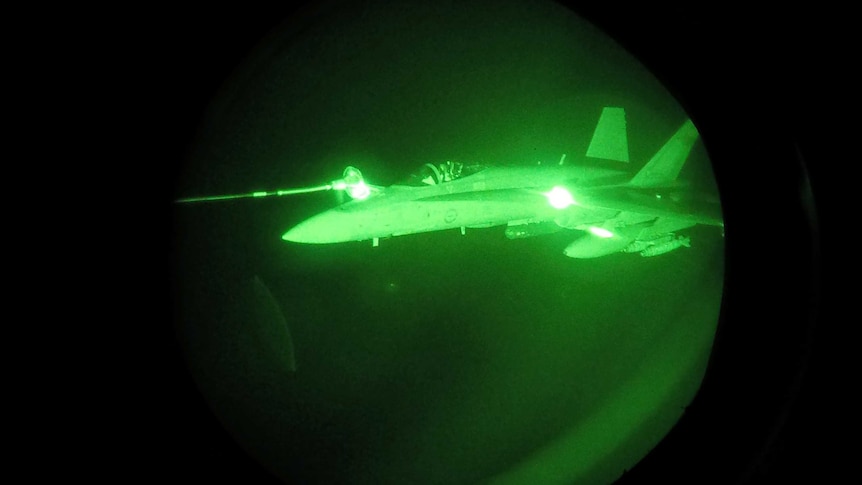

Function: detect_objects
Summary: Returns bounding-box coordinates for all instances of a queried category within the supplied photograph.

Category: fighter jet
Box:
[282,107,723,258]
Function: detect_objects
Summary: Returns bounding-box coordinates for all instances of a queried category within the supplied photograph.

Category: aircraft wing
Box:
[553,185,724,258]
[575,186,724,228]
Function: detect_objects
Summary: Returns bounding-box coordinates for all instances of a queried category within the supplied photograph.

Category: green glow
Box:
[174,1,725,484]
[176,165,372,204]
[175,185,331,203]
[347,180,371,200]
[544,186,575,209]
[586,106,629,162]
[339,165,372,199]
[589,226,614,238]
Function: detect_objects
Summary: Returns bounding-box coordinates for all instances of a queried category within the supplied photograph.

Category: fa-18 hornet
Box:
[281,107,723,258]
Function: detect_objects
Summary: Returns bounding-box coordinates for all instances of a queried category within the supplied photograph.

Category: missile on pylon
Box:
[639,235,691,257]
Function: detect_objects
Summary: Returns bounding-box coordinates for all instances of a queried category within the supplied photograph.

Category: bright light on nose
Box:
[544,186,575,209]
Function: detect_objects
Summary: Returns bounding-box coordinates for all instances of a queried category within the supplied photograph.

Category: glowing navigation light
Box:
[544,186,575,209]
[589,226,614,238]
[339,166,371,200]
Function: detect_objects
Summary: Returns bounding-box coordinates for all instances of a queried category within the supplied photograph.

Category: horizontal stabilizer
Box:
[586,107,629,162]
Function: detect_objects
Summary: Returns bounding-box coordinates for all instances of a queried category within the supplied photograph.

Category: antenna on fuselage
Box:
[174,166,372,203]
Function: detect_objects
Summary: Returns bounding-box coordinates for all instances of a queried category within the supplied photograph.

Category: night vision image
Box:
[171,1,726,483]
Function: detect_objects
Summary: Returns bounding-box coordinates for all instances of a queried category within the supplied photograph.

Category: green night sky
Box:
[172,1,724,483]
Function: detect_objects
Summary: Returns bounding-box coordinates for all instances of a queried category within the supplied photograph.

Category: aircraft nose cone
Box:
[282,210,357,244]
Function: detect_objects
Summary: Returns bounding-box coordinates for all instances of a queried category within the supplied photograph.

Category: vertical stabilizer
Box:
[628,119,699,188]
[586,107,629,162]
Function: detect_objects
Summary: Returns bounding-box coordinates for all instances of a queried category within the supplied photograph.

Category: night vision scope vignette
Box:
[169,1,734,484]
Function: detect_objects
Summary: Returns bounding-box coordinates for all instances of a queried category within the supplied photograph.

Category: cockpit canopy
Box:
[395,161,487,186]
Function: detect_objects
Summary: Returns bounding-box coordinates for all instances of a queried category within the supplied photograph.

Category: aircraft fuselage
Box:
[282,164,628,244]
